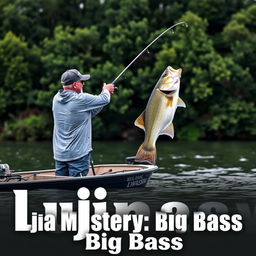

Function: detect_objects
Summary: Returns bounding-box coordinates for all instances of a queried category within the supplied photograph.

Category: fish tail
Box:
[135,143,157,165]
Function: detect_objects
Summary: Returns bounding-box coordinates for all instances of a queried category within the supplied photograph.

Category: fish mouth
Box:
[159,89,176,95]
[167,66,182,75]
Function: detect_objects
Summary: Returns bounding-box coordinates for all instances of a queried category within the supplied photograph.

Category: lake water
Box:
[0,140,255,201]
[0,141,256,256]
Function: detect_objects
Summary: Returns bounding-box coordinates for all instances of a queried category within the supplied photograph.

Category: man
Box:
[52,69,115,177]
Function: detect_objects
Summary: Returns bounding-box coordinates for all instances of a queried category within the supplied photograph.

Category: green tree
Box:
[103,18,150,64]
[206,4,256,138]
[0,0,49,44]
[222,4,256,80]
[187,0,255,33]
[0,31,41,118]
[0,0,256,140]
[103,0,150,28]
[0,0,106,44]
[149,1,186,29]
[37,25,100,107]
[89,61,134,138]
[153,11,238,139]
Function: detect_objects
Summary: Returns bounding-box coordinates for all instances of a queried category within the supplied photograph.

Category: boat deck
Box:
[0,164,158,190]
[0,165,146,183]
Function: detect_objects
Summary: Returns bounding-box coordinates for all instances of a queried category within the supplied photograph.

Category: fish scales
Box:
[134,66,186,165]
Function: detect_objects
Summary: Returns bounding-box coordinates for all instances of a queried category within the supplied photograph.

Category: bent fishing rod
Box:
[111,21,188,85]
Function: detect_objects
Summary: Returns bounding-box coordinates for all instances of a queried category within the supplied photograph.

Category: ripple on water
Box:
[174,164,191,168]
[0,141,255,201]
[179,167,242,176]
[239,157,248,162]
[170,155,185,159]
[194,155,215,159]
[150,164,256,199]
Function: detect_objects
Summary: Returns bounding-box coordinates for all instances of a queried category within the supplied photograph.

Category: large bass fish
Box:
[135,66,186,165]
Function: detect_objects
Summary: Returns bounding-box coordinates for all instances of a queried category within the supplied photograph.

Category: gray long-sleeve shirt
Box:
[52,89,110,161]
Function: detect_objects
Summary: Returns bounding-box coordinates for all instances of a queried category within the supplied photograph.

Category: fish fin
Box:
[135,143,157,165]
[134,111,145,131]
[177,97,186,108]
[159,123,174,139]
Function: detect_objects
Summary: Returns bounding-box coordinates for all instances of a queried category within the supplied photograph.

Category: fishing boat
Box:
[0,161,158,191]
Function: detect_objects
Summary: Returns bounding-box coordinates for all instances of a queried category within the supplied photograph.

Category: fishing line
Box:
[111,21,188,84]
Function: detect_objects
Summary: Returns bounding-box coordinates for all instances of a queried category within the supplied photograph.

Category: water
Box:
[0,141,256,255]
[0,140,255,200]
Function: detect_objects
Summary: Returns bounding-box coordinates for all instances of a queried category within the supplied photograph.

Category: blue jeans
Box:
[55,154,90,177]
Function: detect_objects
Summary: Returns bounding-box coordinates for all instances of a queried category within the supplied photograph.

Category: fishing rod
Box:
[111,21,188,85]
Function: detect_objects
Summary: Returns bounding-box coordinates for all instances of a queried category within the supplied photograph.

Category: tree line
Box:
[0,0,255,141]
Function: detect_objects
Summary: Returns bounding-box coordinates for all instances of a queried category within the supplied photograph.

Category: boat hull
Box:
[0,164,157,191]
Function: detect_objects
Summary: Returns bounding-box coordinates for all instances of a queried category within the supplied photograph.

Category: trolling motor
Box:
[0,164,23,182]
[0,164,10,177]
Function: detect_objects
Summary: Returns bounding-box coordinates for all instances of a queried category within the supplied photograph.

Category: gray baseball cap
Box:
[61,69,90,85]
